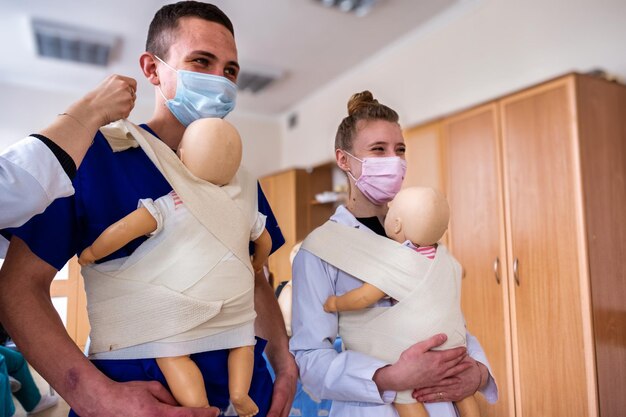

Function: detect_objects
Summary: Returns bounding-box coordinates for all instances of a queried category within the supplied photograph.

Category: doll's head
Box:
[384,187,450,247]
[177,118,242,186]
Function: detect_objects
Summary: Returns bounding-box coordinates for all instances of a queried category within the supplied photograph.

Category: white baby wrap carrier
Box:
[302,220,466,403]
[82,120,257,356]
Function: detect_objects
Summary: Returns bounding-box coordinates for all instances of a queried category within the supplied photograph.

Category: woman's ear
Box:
[335,149,350,173]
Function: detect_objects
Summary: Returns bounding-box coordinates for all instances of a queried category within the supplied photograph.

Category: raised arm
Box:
[78,207,157,265]
[323,282,386,312]
[0,237,219,417]
[40,74,137,168]
[0,75,136,230]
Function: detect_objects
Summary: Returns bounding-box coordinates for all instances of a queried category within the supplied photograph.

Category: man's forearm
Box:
[0,239,110,415]
[253,270,290,365]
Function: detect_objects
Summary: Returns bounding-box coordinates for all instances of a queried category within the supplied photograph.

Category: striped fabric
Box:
[414,245,437,260]
[169,190,183,209]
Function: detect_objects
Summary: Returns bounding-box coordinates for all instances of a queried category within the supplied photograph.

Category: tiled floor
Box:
[12,367,70,417]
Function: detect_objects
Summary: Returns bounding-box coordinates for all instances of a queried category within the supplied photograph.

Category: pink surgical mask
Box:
[345,151,407,205]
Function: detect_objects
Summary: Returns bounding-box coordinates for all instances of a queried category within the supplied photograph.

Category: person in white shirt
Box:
[0,74,136,229]
[290,91,498,417]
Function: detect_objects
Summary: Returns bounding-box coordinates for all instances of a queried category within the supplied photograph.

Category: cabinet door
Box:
[500,79,592,417]
[403,122,444,191]
[260,170,296,285]
[260,169,309,286]
[444,104,513,417]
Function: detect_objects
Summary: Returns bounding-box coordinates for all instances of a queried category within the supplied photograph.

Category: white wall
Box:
[280,0,626,169]
[0,81,155,149]
[227,111,283,178]
[0,82,282,179]
[2,0,624,176]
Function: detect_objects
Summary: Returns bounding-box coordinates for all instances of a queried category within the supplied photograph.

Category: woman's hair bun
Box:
[347,90,379,116]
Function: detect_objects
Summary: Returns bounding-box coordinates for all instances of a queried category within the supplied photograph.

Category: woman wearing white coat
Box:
[289,91,498,417]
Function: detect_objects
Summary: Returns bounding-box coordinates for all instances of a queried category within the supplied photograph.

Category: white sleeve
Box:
[0,136,74,229]
[290,249,396,404]
[250,212,267,241]
[467,331,499,404]
[137,198,165,236]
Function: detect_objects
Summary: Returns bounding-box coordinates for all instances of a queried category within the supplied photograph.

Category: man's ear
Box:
[139,53,160,86]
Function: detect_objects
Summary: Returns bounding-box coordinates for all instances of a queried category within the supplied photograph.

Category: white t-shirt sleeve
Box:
[0,136,74,229]
[138,197,165,236]
[250,212,267,241]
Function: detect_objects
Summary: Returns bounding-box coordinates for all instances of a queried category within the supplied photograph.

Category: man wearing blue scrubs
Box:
[0,2,297,417]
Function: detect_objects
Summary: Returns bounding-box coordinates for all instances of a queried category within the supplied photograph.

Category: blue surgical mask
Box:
[155,55,237,126]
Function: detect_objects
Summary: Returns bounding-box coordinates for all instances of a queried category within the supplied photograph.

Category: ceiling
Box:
[0,0,459,116]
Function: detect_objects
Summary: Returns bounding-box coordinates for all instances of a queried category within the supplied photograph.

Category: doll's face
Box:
[177,118,242,185]
[384,187,450,246]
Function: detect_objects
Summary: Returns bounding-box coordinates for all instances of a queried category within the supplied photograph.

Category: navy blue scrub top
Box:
[2,124,284,270]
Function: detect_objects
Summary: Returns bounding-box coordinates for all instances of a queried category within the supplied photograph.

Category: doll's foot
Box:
[231,394,258,417]
[323,296,338,313]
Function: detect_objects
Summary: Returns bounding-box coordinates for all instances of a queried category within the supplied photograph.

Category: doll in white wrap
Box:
[323,186,480,417]
[78,118,270,417]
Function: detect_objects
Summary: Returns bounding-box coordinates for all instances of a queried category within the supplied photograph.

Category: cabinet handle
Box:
[493,257,501,284]
[513,258,520,286]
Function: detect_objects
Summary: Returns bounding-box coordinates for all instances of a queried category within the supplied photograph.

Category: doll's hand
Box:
[323,296,338,313]
[78,247,96,266]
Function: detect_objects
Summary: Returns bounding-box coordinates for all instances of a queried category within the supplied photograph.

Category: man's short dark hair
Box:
[146,1,234,59]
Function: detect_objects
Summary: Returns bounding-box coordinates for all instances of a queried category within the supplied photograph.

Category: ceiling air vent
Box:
[32,18,118,67]
[237,67,284,94]
[314,0,380,16]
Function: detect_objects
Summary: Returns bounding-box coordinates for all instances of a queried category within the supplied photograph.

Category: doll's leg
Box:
[455,395,481,417]
[228,345,258,417]
[394,401,430,417]
[156,355,209,408]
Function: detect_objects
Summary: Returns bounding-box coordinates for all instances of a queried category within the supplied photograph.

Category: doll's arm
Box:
[251,228,272,273]
[324,283,387,313]
[78,207,157,265]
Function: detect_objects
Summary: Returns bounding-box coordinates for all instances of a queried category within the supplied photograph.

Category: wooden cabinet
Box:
[443,104,513,417]
[403,121,445,191]
[440,74,626,417]
[260,162,335,286]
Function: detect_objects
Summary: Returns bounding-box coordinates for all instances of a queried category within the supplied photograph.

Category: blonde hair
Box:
[334,90,399,151]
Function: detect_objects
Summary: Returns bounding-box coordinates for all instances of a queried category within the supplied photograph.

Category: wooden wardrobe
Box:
[259,162,335,287]
[419,73,625,417]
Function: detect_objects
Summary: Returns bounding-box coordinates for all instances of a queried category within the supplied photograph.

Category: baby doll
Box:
[79,118,270,417]
[323,186,480,417]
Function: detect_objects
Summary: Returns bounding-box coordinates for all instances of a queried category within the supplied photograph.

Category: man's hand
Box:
[373,334,472,392]
[78,379,220,417]
[413,356,484,403]
[267,354,298,417]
